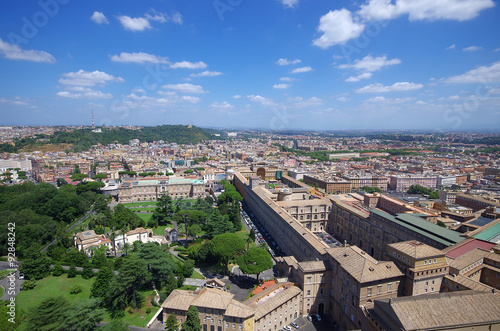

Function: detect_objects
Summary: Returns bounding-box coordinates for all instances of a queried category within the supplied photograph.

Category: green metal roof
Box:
[473,222,500,243]
[370,209,464,247]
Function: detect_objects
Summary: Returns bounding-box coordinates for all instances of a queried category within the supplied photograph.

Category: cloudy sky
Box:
[0,0,499,131]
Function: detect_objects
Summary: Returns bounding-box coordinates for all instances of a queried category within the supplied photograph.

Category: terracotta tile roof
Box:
[374,291,500,330]
[327,246,403,283]
[443,238,496,259]
[192,287,234,310]
[444,274,494,292]
[161,289,197,311]
[446,248,489,271]
[225,301,255,318]
[388,241,445,259]
[246,285,302,321]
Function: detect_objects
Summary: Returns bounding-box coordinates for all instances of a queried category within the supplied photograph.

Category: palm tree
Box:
[123,242,131,256]
[245,236,253,250]
[109,231,117,258]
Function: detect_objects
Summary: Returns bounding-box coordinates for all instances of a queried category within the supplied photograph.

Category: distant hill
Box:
[1,125,221,153]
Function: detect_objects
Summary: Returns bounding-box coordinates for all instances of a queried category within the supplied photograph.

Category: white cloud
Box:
[170,61,207,69]
[233,95,242,99]
[273,84,291,89]
[358,0,495,22]
[280,77,295,82]
[446,44,456,50]
[280,0,299,8]
[337,96,349,102]
[358,0,398,20]
[339,55,401,72]
[277,58,301,66]
[162,83,206,94]
[59,70,124,86]
[365,96,414,103]
[118,10,182,32]
[0,38,55,63]
[445,61,500,83]
[356,82,424,93]
[247,95,277,107]
[118,16,152,31]
[171,12,183,24]
[346,72,373,82]
[494,48,500,52]
[463,46,483,52]
[57,89,113,99]
[90,11,108,24]
[110,52,169,64]
[181,96,201,103]
[210,101,235,110]
[190,71,223,77]
[448,95,460,100]
[313,9,365,48]
[289,97,324,108]
[291,66,313,74]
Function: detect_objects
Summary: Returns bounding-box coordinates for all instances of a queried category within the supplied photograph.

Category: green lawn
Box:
[16,275,93,317]
[131,207,156,212]
[235,221,255,249]
[16,275,162,329]
[0,284,4,298]
[136,213,153,223]
[190,269,205,280]
[152,225,169,236]
[121,201,158,207]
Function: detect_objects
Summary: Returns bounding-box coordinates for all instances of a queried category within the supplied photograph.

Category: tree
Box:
[98,320,129,331]
[109,257,150,310]
[182,306,202,331]
[26,296,70,331]
[135,242,177,288]
[52,263,65,277]
[92,173,108,182]
[56,178,68,187]
[360,186,382,193]
[154,193,174,225]
[82,263,95,279]
[91,267,114,300]
[163,273,178,299]
[165,313,179,331]
[109,232,117,258]
[123,242,131,256]
[237,247,273,281]
[62,298,105,331]
[71,173,88,182]
[212,233,245,274]
[187,224,201,241]
[67,265,78,278]
[19,246,51,280]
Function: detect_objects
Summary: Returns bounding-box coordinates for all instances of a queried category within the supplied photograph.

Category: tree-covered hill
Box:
[1,125,221,153]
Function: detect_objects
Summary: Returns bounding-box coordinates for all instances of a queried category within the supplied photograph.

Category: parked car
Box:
[314,314,321,321]
[283,326,292,331]
[290,321,299,329]
[18,272,24,280]
[307,315,313,321]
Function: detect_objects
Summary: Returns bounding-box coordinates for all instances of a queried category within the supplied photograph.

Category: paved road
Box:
[0,262,24,301]
[41,208,95,252]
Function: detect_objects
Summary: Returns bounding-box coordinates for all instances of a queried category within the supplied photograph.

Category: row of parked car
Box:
[241,205,283,258]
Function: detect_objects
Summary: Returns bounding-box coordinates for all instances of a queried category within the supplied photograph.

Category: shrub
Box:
[69,285,82,294]
[52,264,65,277]
[67,266,78,278]
[146,307,152,314]
[127,308,134,315]
[21,279,36,290]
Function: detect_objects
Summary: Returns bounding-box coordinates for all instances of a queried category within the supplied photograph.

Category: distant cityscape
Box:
[1,124,499,330]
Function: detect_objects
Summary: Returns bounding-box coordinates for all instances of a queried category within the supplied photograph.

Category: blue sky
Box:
[0,0,499,131]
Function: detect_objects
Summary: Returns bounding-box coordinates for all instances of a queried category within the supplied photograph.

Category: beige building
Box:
[387,241,448,296]
[161,284,302,331]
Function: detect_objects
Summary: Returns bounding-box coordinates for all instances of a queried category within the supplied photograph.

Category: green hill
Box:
[1,125,221,153]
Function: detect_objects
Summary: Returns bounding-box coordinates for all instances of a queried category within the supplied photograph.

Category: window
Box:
[377,286,382,294]
[388,283,392,292]
[307,290,311,296]
[367,288,372,296]
[307,277,312,284]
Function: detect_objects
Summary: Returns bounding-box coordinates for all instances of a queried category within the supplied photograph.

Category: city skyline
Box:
[0,0,499,130]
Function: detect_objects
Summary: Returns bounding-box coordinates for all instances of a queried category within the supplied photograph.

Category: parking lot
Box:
[281,315,339,331]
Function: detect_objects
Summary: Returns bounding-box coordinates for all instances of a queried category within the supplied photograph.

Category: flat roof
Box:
[473,222,500,242]
[371,209,463,247]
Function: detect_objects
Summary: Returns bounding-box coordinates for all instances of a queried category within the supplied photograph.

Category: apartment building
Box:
[118,176,206,203]
[387,241,448,296]
[303,175,351,194]
[388,175,437,191]
[342,175,388,191]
